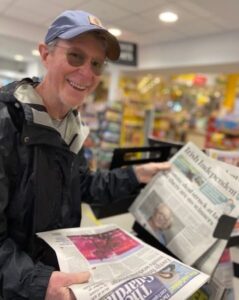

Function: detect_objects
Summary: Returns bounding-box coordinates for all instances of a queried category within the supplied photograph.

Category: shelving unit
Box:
[120,99,152,147]
[96,101,123,169]
[205,115,239,150]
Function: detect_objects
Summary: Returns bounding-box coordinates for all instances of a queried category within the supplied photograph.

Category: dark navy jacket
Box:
[0,79,140,299]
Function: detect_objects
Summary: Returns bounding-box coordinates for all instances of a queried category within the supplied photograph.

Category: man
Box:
[0,10,170,300]
[148,203,173,245]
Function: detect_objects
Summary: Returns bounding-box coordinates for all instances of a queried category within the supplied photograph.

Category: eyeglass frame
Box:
[47,41,108,76]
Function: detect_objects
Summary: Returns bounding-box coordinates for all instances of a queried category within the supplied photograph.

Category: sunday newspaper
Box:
[129,142,239,272]
[37,224,209,300]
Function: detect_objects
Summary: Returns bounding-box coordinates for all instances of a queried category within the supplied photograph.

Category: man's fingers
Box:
[156,162,171,170]
[63,271,91,286]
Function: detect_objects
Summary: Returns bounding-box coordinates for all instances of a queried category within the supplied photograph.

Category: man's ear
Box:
[38,43,51,67]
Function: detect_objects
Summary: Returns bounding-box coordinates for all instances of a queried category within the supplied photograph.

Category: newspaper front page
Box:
[37,224,209,300]
[129,142,239,269]
[206,148,239,238]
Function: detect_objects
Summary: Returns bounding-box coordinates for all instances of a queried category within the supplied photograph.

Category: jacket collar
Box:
[14,82,89,154]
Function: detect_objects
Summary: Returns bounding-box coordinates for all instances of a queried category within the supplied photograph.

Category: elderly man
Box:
[148,203,173,245]
[0,10,170,300]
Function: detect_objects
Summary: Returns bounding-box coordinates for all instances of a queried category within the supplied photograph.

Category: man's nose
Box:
[78,60,95,77]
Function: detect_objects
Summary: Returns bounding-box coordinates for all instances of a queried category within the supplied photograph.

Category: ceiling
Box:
[0,0,239,64]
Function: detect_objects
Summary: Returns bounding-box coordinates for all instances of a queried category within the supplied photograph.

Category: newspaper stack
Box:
[130,142,239,299]
[206,148,239,299]
[38,224,209,300]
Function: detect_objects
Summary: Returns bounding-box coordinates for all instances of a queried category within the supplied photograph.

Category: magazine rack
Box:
[109,144,183,170]
[147,136,184,157]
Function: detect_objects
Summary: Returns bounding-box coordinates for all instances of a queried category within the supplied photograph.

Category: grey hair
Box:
[46,32,108,54]
[46,38,60,52]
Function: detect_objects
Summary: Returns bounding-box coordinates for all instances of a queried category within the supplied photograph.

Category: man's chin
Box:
[63,98,85,110]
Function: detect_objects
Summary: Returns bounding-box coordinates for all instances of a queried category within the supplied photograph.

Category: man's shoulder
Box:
[0,79,28,131]
[0,77,39,103]
[0,81,19,103]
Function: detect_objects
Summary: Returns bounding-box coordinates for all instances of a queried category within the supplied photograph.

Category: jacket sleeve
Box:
[0,103,54,300]
[77,156,141,206]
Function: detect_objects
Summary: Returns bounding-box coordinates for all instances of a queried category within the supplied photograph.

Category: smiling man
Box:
[0,10,170,300]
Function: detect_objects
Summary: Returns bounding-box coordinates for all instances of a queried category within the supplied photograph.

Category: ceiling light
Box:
[159,11,178,23]
[14,54,24,61]
[32,49,40,56]
[108,28,122,37]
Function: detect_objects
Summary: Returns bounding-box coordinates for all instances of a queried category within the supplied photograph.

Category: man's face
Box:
[152,205,172,230]
[44,34,106,110]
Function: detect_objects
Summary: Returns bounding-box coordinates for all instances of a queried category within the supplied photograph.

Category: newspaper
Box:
[190,248,234,300]
[206,148,239,168]
[206,148,239,238]
[129,142,239,271]
[188,277,225,300]
[37,224,209,300]
[229,246,239,300]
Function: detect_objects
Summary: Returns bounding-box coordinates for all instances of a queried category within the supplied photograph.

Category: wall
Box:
[139,31,239,73]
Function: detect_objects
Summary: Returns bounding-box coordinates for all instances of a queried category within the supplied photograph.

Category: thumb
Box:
[64,271,91,286]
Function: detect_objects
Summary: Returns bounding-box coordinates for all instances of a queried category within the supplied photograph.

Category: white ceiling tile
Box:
[189,0,239,28]
[142,2,197,25]
[177,0,211,18]
[3,0,65,25]
[47,0,88,9]
[210,15,239,31]
[105,0,166,14]
[0,0,239,61]
[0,0,16,13]
[72,0,132,23]
[111,15,161,34]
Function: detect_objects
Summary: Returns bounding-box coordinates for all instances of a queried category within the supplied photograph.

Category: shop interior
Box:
[1,1,239,298]
[1,0,239,170]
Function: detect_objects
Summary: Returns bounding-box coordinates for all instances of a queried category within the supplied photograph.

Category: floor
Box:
[81,203,135,232]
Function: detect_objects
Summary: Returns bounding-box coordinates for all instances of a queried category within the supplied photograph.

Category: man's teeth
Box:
[69,80,87,90]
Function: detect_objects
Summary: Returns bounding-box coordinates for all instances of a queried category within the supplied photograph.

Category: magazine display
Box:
[37,224,209,300]
[129,142,239,274]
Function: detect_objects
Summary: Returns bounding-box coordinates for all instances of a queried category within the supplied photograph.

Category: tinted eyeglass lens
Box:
[91,59,105,76]
[66,50,105,76]
[66,51,85,67]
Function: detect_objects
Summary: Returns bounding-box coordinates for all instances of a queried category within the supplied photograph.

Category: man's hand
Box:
[45,271,90,300]
[134,162,171,183]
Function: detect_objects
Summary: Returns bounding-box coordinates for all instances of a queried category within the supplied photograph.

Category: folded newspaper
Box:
[129,142,239,276]
[37,224,209,300]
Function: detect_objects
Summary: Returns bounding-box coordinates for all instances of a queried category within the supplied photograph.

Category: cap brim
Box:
[59,26,120,61]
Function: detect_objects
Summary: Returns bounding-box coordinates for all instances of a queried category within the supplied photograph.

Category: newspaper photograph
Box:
[37,224,209,300]
[129,142,239,267]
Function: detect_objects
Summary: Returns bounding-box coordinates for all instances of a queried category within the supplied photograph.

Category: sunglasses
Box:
[54,45,107,76]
